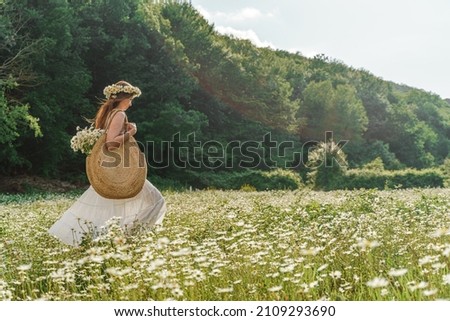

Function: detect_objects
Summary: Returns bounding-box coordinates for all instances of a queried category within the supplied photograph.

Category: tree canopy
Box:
[1,0,449,181]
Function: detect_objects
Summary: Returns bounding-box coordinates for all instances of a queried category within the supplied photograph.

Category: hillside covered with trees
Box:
[1,0,449,188]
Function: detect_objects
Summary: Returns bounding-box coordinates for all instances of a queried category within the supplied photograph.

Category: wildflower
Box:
[388,268,408,277]
[330,271,342,279]
[357,239,380,251]
[103,83,141,99]
[70,126,105,155]
[442,274,450,285]
[89,255,104,263]
[123,284,138,291]
[151,258,166,268]
[170,247,192,257]
[157,237,170,246]
[408,281,429,291]
[209,269,221,276]
[216,287,233,294]
[171,288,184,297]
[0,280,12,301]
[309,281,319,288]
[158,269,174,280]
[366,277,389,288]
[184,281,195,287]
[151,283,164,291]
[17,264,32,271]
[194,256,208,263]
[300,247,322,256]
[430,227,450,237]
[423,289,437,296]
[268,285,283,292]
[317,264,329,272]
[279,264,295,273]
[50,269,67,280]
[190,269,206,282]
[113,236,126,246]
[432,263,446,270]
[105,267,132,277]
[418,255,436,266]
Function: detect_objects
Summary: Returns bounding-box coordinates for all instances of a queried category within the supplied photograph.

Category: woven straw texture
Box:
[86,134,146,199]
[86,109,147,199]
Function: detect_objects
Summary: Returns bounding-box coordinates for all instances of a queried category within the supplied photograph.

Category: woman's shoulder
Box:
[109,109,126,121]
[111,108,126,116]
[105,109,126,128]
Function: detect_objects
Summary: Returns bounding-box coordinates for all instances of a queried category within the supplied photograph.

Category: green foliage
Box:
[344,140,403,170]
[147,174,187,192]
[297,80,368,141]
[181,169,302,191]
[1,0,449,184]
[307,141,348,190]
[382,102,439,168]
[362,157,385,171]
[0,85,41,144]
[239,183,257,192]
[441,157,450,187]
[336,168,445,190]
[0,81,42,173]
[307,146,444,191]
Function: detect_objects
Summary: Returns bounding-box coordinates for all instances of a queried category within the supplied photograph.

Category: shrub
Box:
[148,174,187,191]
[240,184,256,192]
[441,157,450,187]
[362,157,385,171]
[335,168,445,190]
[307,141,348,190]
[184,169,303,191]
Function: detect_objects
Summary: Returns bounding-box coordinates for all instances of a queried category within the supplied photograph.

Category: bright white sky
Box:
[190,0,450,99]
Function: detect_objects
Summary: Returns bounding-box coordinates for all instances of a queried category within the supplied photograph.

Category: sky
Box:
[189,0,450,99]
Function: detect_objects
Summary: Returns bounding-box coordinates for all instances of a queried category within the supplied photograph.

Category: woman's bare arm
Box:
[106,112,131,150]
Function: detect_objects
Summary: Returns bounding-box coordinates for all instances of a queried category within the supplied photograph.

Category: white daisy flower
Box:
[268,285,283,292]
[366,277,389,288]
[388,268,408,277]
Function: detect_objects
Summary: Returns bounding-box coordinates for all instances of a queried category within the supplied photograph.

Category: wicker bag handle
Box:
[104,109,128,133]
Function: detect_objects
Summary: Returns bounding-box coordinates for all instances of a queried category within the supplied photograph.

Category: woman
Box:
[49,81,166,246]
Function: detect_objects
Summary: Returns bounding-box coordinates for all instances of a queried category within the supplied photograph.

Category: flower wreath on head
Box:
[103,83,142,99]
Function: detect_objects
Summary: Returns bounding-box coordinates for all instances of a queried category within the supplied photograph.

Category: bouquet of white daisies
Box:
[70,126,105,155]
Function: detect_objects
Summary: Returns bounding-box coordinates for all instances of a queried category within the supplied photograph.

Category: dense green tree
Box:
[403,90,450,162]
[0,81,42,173]
[1,0,449,182]
[16,0,91,176]
[297,80,367,142]
[353,72,391,141]
[383,102,438,168]
[0,1,45,173]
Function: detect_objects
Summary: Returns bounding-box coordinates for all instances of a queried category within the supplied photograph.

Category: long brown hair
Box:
[94,81,134,129]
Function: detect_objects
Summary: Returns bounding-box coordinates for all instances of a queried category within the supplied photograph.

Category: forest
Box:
[1,0,449,190]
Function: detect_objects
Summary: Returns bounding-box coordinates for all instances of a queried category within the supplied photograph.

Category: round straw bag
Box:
[86,111,147,199]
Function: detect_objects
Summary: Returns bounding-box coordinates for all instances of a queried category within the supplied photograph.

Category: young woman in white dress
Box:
[49,81,166,246]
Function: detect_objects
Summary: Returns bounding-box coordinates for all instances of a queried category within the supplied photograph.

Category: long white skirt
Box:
[48,180,166,246]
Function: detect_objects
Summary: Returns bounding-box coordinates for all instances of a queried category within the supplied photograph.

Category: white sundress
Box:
[48,179,166,246]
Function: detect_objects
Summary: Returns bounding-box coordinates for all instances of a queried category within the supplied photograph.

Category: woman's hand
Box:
[127,122,137,136]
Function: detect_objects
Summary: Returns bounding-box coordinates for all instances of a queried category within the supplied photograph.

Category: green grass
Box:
[0,188,449,300]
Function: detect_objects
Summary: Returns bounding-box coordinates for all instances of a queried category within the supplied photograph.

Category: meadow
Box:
[0,187,449,301]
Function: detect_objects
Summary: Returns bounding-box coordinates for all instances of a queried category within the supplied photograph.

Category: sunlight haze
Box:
[191,0,450,99]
